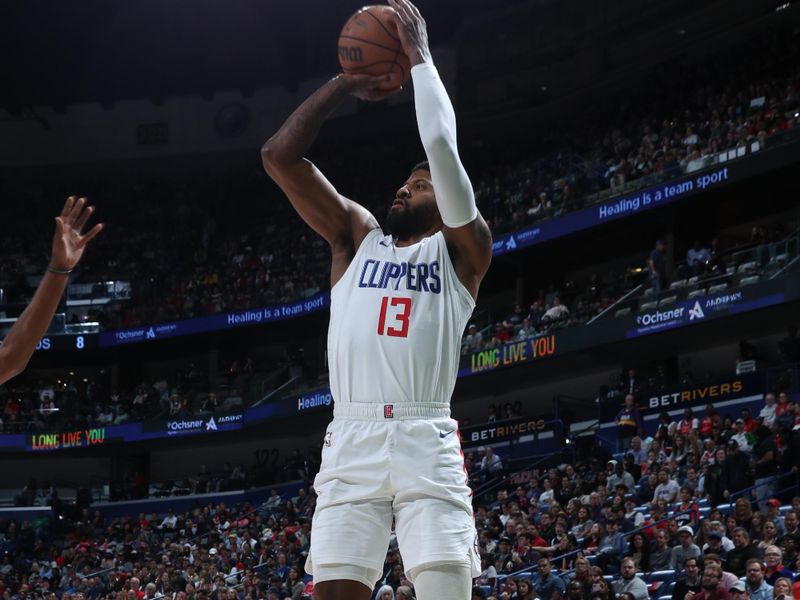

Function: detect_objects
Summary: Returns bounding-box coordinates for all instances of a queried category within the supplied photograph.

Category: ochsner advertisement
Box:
[148,412,244,436]
[627,288,785,338]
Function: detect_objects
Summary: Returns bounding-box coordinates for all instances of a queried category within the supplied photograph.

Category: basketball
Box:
[338,5,411,90]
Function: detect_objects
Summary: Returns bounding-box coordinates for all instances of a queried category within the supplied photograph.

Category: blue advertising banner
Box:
[492,166,733,256]
[98,294,329,347]
[625,291,785,338]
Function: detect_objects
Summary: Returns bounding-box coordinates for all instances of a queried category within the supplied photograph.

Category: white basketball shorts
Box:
[305,403,480,586]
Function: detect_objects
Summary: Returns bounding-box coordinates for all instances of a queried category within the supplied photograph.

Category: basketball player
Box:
[0,196,102,385]
[261,0,491,598]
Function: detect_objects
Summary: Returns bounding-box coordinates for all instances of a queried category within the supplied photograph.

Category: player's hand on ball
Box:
[340,73,403,102]
[388,0,431,66]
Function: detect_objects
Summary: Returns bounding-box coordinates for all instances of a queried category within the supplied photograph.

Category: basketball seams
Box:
[362,8,401,42]
[362,7,407,82]
[338,5,410,85]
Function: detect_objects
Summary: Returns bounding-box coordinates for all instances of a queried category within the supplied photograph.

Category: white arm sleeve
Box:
[411,62,478,228]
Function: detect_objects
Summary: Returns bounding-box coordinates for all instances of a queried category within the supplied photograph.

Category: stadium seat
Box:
[739,275,759,286]
[658,295,677,306]
[669,280,687,290]
[615,307,632,318]
[640,301,658,311]
[716,504,733,515]
[687,288,706,299]
[647,570,676,584]
[687,276,700,285]
[737,261,758,273]
[726,266,736,275]
[770,253,789,265]
[642,288,654,298]
[708,283,729,294]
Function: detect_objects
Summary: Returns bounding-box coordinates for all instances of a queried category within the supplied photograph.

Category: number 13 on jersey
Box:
[377,296,412,337]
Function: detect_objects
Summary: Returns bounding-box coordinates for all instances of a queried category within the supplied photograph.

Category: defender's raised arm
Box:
[0,197,102,385]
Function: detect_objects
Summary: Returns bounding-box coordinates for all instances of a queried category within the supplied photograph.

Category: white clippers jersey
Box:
[328,228,475,407]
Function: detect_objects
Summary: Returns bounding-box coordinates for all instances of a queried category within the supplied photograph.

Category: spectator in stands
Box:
[759,522,781,552]
[727,528,763,577]
[780,509,799,542]
[157,509,178,531]
[673,556,703,600]
[760,394,777,428]
[515,579,536,600]
[764,500,786,536]
[688,563,730,600]
[752,426,779,512]
[674,487,700,528]
[728,581,749,600]
[613,557,648,600]
[534,558,565,600]
[678,408,700,437]
[686,241,711,276]
[730,419,753,453]
[489,322,513,348]
[762,545,793,585]
[542,297,569,323]
[722,440,752,499]
[462,324,483,354]
[744,558,773,600]
[648,239,667,295]
[376,584,395,600]
[770,577,791,600]
[481,447,503,478]
[650,529,673,570]
[704,527,732,558]
[607,461,636,493]
[396,586,414,600]
[616,396,644,453]
[653,468,681,505]
[671,525,702,569]
[703,553,740,591]
[628,437,648,465]
[476,553,497,588]
[516,318,536,340]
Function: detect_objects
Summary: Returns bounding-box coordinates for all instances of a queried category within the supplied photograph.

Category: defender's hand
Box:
[51,196,103,271]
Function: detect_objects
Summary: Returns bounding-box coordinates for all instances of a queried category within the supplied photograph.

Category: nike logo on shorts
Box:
[439,430,456,438]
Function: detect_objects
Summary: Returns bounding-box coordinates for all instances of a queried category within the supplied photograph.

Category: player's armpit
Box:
[443,212,492,300]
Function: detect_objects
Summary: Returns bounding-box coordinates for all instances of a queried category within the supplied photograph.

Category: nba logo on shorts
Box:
[383,404,394,419]
[324,431,332,447]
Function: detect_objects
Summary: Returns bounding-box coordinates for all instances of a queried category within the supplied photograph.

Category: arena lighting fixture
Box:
[775,2,791,11]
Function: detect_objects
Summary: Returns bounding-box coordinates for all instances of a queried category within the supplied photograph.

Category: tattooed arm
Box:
[261,73,399,285]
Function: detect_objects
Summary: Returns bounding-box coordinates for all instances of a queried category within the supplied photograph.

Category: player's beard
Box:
[385,201,438,241]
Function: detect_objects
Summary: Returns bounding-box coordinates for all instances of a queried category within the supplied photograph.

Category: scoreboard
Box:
[34,333,98,352]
